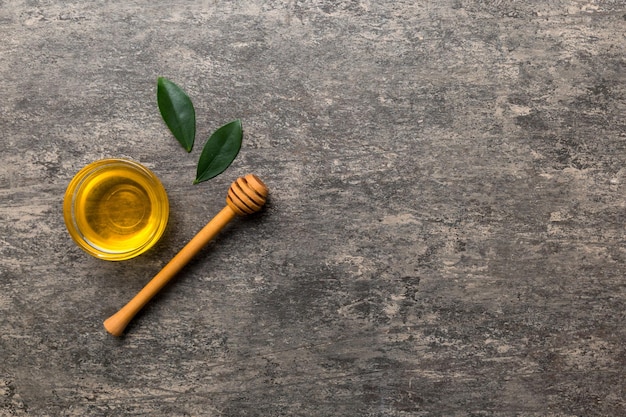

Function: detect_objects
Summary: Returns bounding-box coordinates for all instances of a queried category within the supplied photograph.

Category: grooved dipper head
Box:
[226,174,269,216]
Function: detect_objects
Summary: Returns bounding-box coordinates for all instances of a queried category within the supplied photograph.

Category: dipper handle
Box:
[103,174,268,336]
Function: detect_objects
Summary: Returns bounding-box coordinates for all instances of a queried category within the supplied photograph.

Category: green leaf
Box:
[157,77,196,152]
[194,120,243,184]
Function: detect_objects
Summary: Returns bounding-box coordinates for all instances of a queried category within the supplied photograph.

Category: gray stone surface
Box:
[1,1,625,416]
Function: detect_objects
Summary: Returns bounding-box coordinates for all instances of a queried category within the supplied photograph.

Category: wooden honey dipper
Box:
[103,174,268,336]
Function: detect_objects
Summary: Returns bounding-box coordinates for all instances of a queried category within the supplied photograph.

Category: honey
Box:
[64,159,169,261]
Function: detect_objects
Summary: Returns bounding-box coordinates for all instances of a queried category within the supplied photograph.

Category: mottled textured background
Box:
[1,1,625,416]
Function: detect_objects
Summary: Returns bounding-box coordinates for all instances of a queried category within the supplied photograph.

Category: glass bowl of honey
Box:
[63,159,169,261]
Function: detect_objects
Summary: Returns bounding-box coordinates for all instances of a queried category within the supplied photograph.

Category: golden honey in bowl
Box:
[64,159,169,261]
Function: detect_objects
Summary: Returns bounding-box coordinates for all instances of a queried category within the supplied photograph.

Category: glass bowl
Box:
[63,159,169,261]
